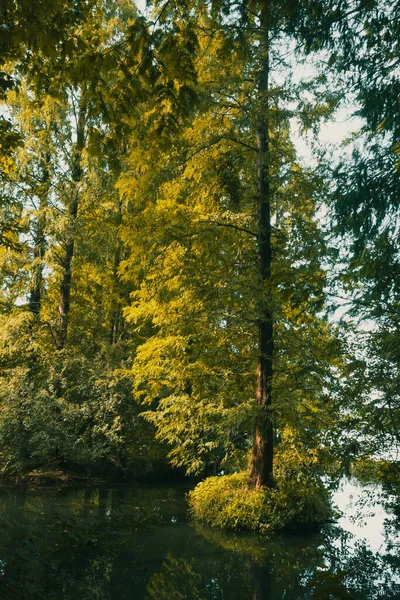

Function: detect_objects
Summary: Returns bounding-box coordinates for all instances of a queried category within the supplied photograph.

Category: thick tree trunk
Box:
[28,153,50,316]
[249,4,274,489]
[58,95,86,347]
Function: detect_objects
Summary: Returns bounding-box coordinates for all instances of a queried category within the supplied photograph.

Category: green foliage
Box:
[323,0,400,457]
[0,350,163,478]
[189,447,332,533]
[117,6,348,480]
[0,311,165,478]
[0,1,172,480]
[352,458,400,489]
[0,0,396,508]
[147,554,206,600]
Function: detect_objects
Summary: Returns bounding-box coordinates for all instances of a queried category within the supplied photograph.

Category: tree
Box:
[0,0,95,160]
[325,0,400,455]
[0,0,171,478]
[120,0,344,489]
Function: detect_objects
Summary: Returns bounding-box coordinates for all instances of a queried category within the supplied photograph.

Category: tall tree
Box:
[250,1,273,489]
[57,87,87,347]
[326,0,400,455]
[120,0,343,486]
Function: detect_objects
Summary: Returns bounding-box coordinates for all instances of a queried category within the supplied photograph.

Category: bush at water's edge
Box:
[188,470,332,533]
[352,458,400,487]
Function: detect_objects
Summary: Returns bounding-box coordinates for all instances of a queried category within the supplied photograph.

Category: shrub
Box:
[0,350,166,479]
[188,469,332,533]
[352,457,400,486]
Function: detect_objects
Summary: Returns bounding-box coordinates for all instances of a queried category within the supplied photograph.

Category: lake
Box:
[0,476,399,599]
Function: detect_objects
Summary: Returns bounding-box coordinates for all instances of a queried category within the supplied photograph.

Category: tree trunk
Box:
[249,4,274,489]
[58,94,86,347]
[58,189,79,346]
[109,243,122,344]
[109,199,124,345]
[28,152,50,316]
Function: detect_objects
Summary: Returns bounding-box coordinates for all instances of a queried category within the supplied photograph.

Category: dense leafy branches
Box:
[0,0,170,477]
[325,0,400,455]
[118,2,348,485]
[0,0,396,495]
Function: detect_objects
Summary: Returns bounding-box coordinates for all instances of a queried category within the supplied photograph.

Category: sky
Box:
[135,0,147,13]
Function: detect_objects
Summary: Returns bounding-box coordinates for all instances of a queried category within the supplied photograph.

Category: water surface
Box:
[0,477,398,599]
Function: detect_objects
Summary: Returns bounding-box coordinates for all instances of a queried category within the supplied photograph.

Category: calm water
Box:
[0,477,399,599]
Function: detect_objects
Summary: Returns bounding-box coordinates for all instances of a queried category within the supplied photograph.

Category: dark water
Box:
[0,478,399,599]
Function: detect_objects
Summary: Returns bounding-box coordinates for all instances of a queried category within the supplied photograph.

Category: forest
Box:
[0,0,399,537]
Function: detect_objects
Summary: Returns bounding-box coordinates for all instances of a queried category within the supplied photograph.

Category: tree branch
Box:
[197,219,257,237]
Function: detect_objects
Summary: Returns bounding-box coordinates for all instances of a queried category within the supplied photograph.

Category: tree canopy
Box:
[0,0,398,524]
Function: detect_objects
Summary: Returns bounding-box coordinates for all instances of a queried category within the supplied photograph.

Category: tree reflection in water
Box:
[146,525,400,600]
[0,483,398,599]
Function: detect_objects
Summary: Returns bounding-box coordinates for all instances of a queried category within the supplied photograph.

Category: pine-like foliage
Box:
[119,2,347,477]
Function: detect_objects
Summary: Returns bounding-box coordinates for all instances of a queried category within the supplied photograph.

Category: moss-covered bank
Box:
[188,471,332,533]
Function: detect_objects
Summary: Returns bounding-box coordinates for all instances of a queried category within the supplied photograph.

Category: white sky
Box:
[135,0,147,14]
[294,109,363,165]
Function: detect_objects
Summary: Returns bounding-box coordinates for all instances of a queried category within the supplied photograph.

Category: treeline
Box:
[0,0,398,493]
